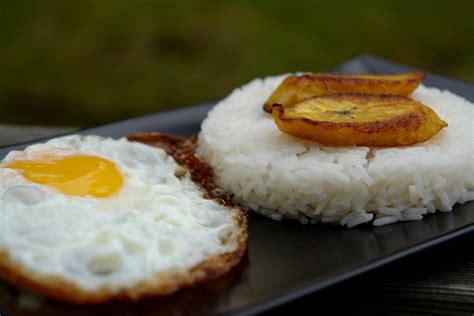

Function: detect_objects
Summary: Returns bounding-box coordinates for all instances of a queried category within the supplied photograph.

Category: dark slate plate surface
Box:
[0,54,473,316]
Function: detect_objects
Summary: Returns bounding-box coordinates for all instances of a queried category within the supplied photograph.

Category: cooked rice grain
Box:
[197,75,474,227]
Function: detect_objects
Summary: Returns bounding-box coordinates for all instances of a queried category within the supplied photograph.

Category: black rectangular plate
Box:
[0,54,473,316]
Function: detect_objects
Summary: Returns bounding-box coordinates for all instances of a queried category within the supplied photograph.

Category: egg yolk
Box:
[4,155,123,198]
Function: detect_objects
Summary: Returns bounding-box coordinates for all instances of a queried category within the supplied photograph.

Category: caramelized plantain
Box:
[263,72,426,112]
[272,94,447,147]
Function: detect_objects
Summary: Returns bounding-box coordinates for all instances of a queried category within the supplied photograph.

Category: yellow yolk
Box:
[4,155,123,198]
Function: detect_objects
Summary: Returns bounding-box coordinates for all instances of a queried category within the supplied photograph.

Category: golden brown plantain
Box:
[272,93,447,147]
[263,72,426,112]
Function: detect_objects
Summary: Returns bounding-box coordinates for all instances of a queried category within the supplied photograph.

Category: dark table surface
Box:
[1,123,473,316]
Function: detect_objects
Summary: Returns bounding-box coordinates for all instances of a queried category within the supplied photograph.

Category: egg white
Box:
[0,135,238,292]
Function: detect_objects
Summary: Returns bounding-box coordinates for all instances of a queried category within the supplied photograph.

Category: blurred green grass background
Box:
[1,0,473,126]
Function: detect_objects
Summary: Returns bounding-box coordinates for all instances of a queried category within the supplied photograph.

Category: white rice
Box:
[197,74,474,227]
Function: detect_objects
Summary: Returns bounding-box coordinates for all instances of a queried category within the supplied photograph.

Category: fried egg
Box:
[0,135,246,303]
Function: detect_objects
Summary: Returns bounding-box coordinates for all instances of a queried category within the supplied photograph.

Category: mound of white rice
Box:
[197,74,474,227]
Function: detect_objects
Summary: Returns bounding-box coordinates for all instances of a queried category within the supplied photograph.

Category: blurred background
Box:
[1,0,473,127]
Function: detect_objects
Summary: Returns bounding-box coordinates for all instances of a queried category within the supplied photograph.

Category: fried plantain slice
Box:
[263,72,426,112]
[272,94,447,147]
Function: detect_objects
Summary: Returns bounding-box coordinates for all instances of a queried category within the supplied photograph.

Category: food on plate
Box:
[272,94,447,147]
[197,73,473,227]
[263,72,426,112]
[0,135,247,304]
